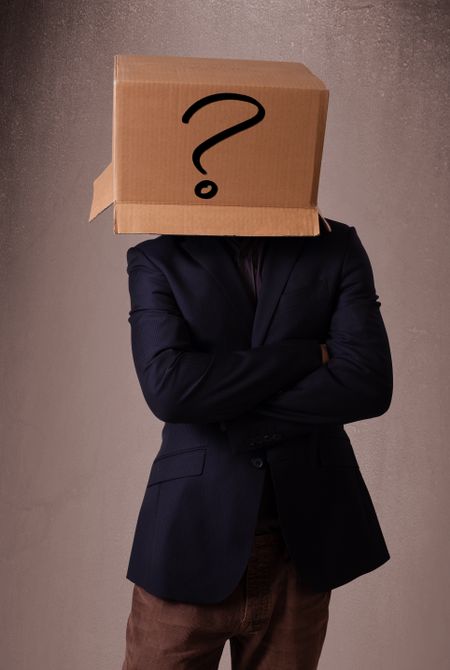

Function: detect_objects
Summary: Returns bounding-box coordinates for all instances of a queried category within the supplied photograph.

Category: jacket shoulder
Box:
[126,235,184,265]
[320,216,353,236]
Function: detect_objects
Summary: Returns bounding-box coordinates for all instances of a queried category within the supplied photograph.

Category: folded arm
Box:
[222,226,394,451]
[126,245,325,424]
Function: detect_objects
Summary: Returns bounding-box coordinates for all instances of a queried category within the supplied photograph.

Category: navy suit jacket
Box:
[125,217,393,603]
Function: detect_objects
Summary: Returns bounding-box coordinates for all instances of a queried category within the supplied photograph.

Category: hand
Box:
[320,343,330,364]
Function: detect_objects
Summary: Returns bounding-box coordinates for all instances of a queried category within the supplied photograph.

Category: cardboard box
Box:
[89,54,329,236]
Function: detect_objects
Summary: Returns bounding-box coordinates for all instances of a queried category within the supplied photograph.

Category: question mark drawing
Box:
[181,92,266,199]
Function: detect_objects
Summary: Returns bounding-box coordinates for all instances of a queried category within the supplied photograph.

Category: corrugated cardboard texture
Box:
[90,55,329,235]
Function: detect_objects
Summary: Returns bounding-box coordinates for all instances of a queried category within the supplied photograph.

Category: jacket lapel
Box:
[250,236,309,347]
[180,234,310,346]
[180,235,255,340]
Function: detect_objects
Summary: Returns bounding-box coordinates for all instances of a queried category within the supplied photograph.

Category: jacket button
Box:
[251,457,264,469]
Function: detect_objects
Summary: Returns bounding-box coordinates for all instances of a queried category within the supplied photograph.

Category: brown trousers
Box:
[122,530,331,669]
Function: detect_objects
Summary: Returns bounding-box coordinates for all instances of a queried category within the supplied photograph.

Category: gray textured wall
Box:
[1,1,449,668]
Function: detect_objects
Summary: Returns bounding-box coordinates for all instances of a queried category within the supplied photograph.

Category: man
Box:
[121,215,393,669]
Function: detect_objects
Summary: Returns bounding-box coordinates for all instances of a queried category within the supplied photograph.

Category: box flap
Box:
[89,162,113,222]
[113,203,321,236]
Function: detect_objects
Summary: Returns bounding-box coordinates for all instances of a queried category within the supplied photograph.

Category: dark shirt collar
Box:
[223,235,266,255]
[224,235,252,245]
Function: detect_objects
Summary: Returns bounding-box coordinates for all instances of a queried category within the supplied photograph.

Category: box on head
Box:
[89,54,329,237]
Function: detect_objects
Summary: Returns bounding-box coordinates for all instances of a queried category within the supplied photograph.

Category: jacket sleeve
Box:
[126,245,324,424]
[223,226,394,452]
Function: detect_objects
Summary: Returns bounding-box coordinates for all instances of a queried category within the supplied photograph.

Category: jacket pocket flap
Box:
[147,447,207,486]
